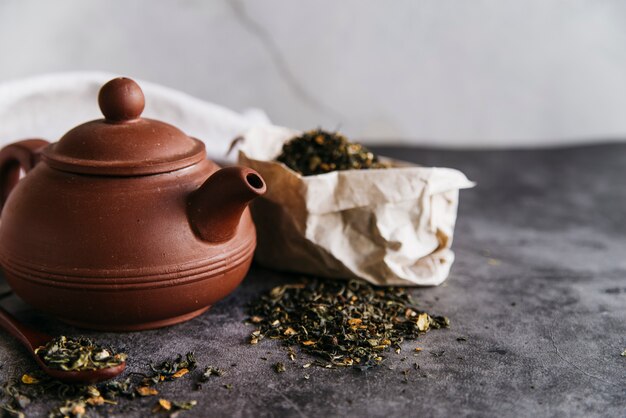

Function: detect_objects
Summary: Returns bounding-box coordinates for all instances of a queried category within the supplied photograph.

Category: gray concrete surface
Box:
[0,144,625,417]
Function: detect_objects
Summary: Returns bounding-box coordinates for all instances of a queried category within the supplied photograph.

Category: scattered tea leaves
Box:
[276,129,390,176]
[247,278,449,368]
[1,404,25,418]
[148,352,197,383]
[34,336,127,371]
[1,379,30,418]
[54,399,87,417]
[0,351,201,417]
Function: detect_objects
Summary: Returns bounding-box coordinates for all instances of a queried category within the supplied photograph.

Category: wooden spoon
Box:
[0,306,126,384]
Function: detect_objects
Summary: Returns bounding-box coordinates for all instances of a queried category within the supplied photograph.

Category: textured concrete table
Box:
[0,144,624,417]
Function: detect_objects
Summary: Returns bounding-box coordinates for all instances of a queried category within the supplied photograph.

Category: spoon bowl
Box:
[0,306,126,384]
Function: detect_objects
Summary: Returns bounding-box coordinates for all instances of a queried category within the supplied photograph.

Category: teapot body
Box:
[0,157,257,330]
[0,78,266,330]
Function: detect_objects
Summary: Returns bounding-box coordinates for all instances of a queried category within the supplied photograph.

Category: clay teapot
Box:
[0,77,266,331]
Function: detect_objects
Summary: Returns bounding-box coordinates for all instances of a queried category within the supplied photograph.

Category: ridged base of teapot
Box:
[1,251,253,332]
[59,306,211,332]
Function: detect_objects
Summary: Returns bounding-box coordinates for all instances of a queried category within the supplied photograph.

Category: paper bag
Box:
[238,125,474,286]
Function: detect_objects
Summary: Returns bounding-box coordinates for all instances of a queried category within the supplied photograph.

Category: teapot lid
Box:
[42,77,206,176]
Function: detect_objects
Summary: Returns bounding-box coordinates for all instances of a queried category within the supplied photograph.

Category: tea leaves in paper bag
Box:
[276,129,389,176]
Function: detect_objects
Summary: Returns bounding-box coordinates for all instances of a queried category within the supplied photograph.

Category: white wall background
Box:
[1,0,626,147]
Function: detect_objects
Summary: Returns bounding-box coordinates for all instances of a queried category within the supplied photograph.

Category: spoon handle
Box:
[0,306,50,350]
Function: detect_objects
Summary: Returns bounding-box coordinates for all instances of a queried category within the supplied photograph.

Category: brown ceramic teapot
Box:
[0,77,266,331]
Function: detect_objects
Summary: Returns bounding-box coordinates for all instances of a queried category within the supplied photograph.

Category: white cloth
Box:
[0,72,269,160]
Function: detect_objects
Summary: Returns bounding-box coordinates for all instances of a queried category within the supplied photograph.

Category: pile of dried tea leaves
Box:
[246,279,449,369]
[34,336,127,371]
[276,129,389,176]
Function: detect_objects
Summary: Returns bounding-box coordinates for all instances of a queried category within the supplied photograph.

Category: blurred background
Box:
[1,0,626,148]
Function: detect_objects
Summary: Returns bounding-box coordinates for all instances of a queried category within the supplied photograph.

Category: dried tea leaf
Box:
[287,347,296,361]
[274,362,286,373]
[173,400,197,410]
[249,330,262,345]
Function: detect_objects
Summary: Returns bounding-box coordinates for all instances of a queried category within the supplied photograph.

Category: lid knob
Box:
[98,77,145,122]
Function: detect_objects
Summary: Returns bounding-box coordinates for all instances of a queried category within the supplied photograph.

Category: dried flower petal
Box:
[416,313,431,332]
[171,368,189,379]
[136,386,159,397]
[21,374,39,385]
[158,399,172,411]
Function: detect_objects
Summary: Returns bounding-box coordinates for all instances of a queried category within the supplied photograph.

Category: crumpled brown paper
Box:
[238,125,475,286]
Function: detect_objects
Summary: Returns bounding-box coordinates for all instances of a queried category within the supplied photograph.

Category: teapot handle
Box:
[0,139,50,214]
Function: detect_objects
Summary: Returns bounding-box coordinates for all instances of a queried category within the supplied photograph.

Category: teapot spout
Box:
[188,166,266,243]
